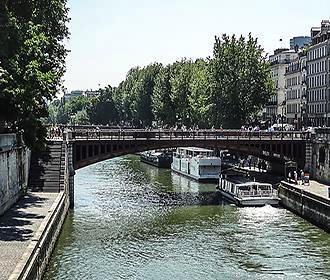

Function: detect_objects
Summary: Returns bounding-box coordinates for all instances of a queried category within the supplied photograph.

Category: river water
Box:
[44,155,330,280]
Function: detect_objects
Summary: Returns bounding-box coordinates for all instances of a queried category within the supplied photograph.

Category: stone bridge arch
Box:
[29,128,309,208]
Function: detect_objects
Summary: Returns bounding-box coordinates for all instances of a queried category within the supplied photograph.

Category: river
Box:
[44,155,330,280]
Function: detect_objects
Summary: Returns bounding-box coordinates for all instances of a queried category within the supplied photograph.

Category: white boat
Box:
[218,173,280,207]
[171,147,221,182]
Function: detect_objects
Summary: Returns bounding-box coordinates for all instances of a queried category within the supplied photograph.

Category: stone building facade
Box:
[285,55,307,129]
[306,20,330,127]
[309,128,330,184]
[264,48,298,124]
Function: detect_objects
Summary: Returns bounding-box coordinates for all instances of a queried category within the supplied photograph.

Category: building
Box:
[306,20,330,127]
[290,36,311,50]
[63,90,84,101]
[84,90,101,98]
[285,54,307,129]
[264,48,298,124]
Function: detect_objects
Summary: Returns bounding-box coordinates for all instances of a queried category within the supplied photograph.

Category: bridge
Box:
[28,127,312,208]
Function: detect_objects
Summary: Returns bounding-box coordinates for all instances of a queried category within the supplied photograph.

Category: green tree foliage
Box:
[88,86,119,125]
[188,58,210,128]
[46,33,273,130]
[169,59,193,127]
[208,34,274,128]
[47,95,93,125]
[0,0,69,149]
[130,63,162,127]
[152,65,176,126]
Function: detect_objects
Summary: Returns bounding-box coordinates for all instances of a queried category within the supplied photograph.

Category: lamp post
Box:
[301,94,307,130]
[281,100,286,131]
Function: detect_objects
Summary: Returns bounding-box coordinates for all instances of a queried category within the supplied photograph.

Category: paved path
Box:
[287,180,330,200]
[0,192,58,280]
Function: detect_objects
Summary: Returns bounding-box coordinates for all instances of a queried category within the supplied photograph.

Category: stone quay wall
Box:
[8,192,69,280]
[279,181,330,232]
[0,134,30,216]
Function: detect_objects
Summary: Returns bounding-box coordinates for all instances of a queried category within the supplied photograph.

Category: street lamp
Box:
[301,94,307,130]
[281,100,286,131]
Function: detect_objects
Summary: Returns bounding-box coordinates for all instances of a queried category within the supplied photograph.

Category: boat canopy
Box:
[175,147,215,157]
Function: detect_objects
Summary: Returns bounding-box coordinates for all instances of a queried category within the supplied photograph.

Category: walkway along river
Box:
[44,155,330,280]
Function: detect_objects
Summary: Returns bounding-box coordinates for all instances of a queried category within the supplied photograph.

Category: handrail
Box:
[46,125,311,142]
[55,128,310,141]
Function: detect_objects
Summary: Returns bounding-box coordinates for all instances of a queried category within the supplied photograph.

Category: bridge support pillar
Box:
[65,130,76,209]
[304,141,312,173]
[69,168,75,208]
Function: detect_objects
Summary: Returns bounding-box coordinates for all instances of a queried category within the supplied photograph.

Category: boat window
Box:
[258,185,270,191]
[237,185,250,191]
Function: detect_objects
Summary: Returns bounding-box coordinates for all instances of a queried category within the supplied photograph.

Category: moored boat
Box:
[140,150,172,168]
[171,147,221,182]
[218,172,280,207]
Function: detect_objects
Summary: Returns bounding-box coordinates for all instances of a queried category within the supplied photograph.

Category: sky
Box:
[64,0,330,93]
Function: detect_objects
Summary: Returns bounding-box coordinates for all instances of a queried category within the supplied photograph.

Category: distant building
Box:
[64,90,84,101]
[289,36,311,50]
[84,90,101,98]
[306,20,330,127]
[264,49,298,124]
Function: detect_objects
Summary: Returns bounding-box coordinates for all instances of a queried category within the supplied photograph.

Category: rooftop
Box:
[177,147,214,152]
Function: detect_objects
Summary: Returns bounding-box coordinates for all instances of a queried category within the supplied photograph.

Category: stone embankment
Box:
[279,180,330,232]
[0,134,30,216]
[0,133,70,280]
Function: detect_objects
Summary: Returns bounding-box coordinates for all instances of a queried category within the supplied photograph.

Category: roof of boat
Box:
[222,175,272,186]
[176,147,214,152]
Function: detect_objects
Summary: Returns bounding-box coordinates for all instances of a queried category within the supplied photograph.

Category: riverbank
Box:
[279,180,330,232]
[0,191,68,280]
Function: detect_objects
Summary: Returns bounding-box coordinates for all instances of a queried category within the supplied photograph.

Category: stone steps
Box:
[29,142,66,193]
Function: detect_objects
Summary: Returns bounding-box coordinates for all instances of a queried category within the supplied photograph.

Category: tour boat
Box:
[171,147,221,182]
[218,172,280,207]
[140,150,172,168]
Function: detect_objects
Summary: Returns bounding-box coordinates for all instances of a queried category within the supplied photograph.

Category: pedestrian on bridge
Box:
[300,170,305,185]
[294,171,298,184]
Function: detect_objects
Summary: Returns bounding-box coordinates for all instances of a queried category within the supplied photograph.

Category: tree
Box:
[208,34,274,128]
[188,59,210,128]
[130,63,162,127]
[0,0,69,149]
[170,59,193,127]
[152,65,176,126]
[88,86,119,125]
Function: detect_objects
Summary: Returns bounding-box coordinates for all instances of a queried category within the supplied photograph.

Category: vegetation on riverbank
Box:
[0,0,69,149]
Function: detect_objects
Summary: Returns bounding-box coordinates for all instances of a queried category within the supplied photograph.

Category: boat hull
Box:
[171,167,219,183]
[140,155,172,168]
[219,189,280,207]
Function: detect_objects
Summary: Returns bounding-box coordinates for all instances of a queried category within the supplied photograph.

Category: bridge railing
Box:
[69,128,310,141]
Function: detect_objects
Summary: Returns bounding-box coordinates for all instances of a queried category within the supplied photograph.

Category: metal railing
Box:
[68,128,310,141]
[238,189,278,198]
[46,125,311,142]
